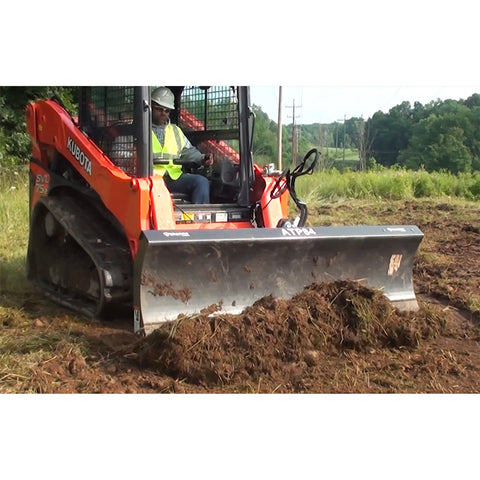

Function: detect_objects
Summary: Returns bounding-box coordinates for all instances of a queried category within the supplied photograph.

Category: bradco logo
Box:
[163,232,190,237]
[282,227,316,237]
[67,137,92,175]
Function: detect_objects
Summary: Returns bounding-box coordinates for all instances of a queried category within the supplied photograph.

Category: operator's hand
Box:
[202,153,214,167]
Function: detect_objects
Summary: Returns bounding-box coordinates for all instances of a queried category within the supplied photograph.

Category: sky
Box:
[249,86,480,125]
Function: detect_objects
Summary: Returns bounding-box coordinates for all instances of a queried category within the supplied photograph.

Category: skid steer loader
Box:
[26,86,423,334]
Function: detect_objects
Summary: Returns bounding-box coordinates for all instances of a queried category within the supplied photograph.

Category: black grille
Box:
[80,87,137,176]
[180,86,239,131]
[88,87,135,125]
[178,86,240,165]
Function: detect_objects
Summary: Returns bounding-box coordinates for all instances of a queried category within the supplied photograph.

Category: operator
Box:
[151,87,213,204]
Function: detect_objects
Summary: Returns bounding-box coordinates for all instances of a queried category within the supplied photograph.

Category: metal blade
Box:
[133,225,423,334]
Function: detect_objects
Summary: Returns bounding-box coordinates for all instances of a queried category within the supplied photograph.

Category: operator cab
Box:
[168,86,238,204]
[79,86,256,220]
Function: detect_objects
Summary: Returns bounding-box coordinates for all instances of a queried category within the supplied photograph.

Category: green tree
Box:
[251,105,278,160]
[399,113,472,173]
[0,87,77,167]
[368,101,415,167]
[464,93,480,109]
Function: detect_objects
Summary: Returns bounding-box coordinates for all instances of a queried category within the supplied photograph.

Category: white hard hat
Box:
[151,87,175,110]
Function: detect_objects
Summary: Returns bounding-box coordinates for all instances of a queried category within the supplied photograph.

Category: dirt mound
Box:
[125,280,448,392]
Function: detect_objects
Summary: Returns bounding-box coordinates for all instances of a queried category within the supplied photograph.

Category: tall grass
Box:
[0,166,31,295]
[297,167,480,203]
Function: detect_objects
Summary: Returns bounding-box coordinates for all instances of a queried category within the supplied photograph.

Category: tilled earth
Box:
[2,200,480,393]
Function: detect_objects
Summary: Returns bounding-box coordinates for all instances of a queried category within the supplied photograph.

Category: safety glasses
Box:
[152,105,171,113]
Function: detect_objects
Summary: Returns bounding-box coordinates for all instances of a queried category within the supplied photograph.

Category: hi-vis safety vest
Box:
[152,124,186,180]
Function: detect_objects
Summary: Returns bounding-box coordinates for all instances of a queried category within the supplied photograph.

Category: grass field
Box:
[2,165,480,395]
[0,167,31,296]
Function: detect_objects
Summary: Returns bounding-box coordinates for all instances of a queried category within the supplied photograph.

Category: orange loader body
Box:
[26,87,423,335]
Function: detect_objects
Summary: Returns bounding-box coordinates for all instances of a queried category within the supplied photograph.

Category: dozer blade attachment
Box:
[133,225,423,334]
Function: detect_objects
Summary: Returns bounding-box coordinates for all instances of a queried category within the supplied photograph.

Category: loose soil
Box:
[2,200,480,393]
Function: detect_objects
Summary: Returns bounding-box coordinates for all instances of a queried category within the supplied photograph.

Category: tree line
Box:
[0,87,77,167]
[253,92,480,174]
[1,87,479,175]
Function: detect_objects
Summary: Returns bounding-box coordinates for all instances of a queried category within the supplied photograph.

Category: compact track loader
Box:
[26,86,423,334]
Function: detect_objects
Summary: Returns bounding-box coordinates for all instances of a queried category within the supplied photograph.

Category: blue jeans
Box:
[164,173,210,204]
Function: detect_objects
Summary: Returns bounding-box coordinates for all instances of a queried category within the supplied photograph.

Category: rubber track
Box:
[32,194,133,318]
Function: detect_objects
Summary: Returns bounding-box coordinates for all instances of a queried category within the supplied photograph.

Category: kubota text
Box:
[67,137,92,175]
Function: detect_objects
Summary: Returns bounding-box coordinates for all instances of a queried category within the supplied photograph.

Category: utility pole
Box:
[338,114,351,163]
[286,97,302,166]
[336,118,343,160]
[277,86,283,170]
[335,122,339,152]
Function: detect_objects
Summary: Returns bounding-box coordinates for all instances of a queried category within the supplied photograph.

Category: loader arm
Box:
[26,98,170,256]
